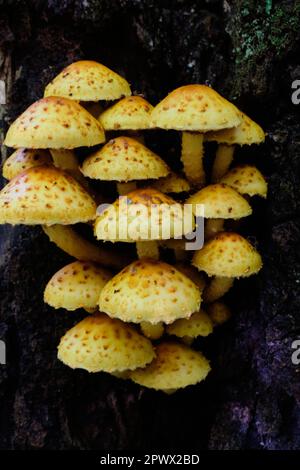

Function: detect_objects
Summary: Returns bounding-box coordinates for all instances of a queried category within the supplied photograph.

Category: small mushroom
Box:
[44,261,112,311]
[140,322,164,340]
[43,224,130,269]
[99,259,201,324]
[220,164,268,198]
[57,313,155,373]
[129,341,211,393]
[207,301,232,326]
[44,60,131,102]
[151,85,242,187]
[94,188,193,259]
[151,171,190,195]
[166,309,213,344]
[2,148,52,180]
[81,136,169,195]
[192,232,262,301]
[0,165,96,225]
[206,112,265,182]
[186,183,252,239]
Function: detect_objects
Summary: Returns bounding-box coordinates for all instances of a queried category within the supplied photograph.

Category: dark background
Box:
[0,0,300,450]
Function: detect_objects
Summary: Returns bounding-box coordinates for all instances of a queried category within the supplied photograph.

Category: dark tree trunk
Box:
[0,0,300,450]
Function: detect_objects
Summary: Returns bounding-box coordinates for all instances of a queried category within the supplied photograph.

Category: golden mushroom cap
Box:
[100,96,153,130]
[44,60,131,101]
[57,313,155,373]
[99,259,201,324]
[207,301,232,326]
[220,165,268,198]
[44,261,112,311]
[151,84,242,131]
[94,188,194,242]
[206,112,265,145]
[151,171,190,194]
[81,136,169,182]
[192,232,262,277]
[4,97,105,149]
[167,310,213,338]
[186,183,252,219]
[2,148,52,180]
[0,165,96,225]
[130,341,211,391]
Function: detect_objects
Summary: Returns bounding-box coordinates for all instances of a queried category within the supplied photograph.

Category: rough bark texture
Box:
[0,0,300,450]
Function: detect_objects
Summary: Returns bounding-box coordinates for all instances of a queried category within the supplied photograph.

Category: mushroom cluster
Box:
[0,60,266,393]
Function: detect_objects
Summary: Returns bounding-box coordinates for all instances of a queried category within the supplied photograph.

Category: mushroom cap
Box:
[100,96,153,130]
[207,301,232,326]
[130,341,211,391]
[4,97,105,149]
[192,232,262,277]
[0,165,96,225]
[57,313,155,373]
[99,259,201,324]
[150,84,242,131]
[206,112,265,145]
[81,137,169,182]
[3,148,52,180]
[186,183,252,219]
[44,60,131,101]
[140,321,164,340]
[151,171,190,194]
[94,188,194,242]
[44,261,112,311]
[220,165,268,198]
[166,309,213,338]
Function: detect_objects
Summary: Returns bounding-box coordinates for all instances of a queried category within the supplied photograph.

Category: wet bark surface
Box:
[0,0,300,450]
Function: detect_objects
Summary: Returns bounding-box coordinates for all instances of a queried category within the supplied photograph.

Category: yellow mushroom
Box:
[207,301,232,326]
[220,164,268,198]
[2,148,52,180]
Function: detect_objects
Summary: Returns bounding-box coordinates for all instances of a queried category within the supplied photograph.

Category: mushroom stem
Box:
[181,132,205,187]
[80,101,103,118]
[50,149,89,189]
[42,224,130,269]
[211,144,235,182]
[136,241,159,260]
[203,276,234,303]
[84,307,98,314]
[182,336,193,346]
[117,181,137,195]
[205,219,224,239]
[140,321,164,340]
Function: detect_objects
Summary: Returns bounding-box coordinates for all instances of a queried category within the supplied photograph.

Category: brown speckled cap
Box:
[100,96,153,130]
[206,112,265,145]
[151,171,190,194]
[2,148,52,180]
[151,84,242,131]
[4,96,105,149]
[44,60,131,101]
[186,183,252,219]
[192,232,262,277]
[220,164,268,198]
[99,259,201,324]
[81,136,169,182]
[94,188,194,242]
[57,313,155,373]
[166,309,213,338]
[0,165,96,225]
[129,341,211,391]
[44,261,112,311]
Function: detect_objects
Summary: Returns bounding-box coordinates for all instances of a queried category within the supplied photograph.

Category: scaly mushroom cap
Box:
[81,137,169,182]
[3,148,52,180]
[94,188,194,242]
[0,165,96,225]
[100,96,153,130]
[220,165,268,198]
[130,341,211,391]
[192,232,262,277]
[44,261,112,311]
[151,171,190,194]
[44,60,131,101]
[99,259,201,324]
[186,183,252,219]
[140,322,164,340]
[4,97,105,149]
[151,85,242,131]
[206,112,265,145]
[167,310,213,338]
[57,313,155,373]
